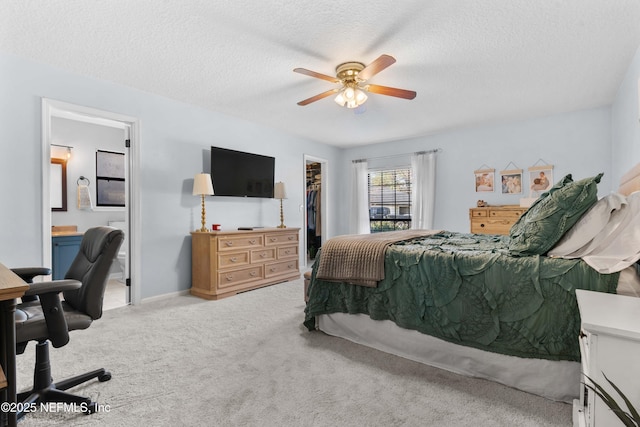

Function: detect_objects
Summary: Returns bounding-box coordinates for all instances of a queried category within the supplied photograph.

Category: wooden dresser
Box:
[469,205,527,235]
[191,228,300,300]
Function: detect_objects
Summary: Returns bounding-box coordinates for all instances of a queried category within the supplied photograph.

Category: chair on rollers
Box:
[11,226,123,419]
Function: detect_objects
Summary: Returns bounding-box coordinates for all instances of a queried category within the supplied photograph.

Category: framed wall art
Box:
[500,163,523,195]
[528,164,553,197]
[474,167,495,193]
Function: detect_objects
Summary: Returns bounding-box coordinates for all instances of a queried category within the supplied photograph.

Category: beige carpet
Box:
[15,276,572,426]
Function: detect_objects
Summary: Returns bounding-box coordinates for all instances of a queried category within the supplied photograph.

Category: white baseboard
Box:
[140,288,190,305]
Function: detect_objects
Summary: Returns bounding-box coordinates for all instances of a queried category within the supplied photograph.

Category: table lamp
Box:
[274,182,287,228]
[193,173,214,232]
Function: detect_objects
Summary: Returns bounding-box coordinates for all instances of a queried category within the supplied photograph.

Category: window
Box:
[96,150,125,207]
[368,167,411,232]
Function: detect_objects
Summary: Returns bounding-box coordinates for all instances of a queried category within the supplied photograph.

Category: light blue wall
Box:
[2,44,638,300]
[0,52,341,299]
[612,44,640,180]
[340,107,612,234]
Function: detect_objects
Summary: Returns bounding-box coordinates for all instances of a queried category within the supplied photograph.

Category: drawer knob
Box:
[250,271,257,277]
[288,236,294,240]
[249,239,257,244]
[225,241,233,247]
[270,267,276,272]
[225,274,233,281]
[480,224,485,228]
[579,330,587,339]
[270,237,277,242]
[285,249,291,254]
[260,252,267,258]
[287,264,294,269]
[230,257,237,263]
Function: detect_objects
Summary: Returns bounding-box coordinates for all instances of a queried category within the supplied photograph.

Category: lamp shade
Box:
[274,181,287,199]
[192,173,214,196]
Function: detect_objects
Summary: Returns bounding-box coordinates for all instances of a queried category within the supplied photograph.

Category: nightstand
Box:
[573,290,640,427]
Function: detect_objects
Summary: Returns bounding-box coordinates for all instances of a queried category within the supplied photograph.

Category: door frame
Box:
[303,154,328,268]
[41,98,142,305]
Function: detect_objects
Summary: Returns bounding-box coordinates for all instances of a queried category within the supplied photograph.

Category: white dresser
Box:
[573,290,640,427]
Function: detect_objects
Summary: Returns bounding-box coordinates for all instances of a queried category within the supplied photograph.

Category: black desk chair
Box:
[12,226,123,419]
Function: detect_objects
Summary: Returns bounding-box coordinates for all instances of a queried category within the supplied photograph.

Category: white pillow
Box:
[617,265,640,297]
[581,191,640,273]
[548,192,627,258]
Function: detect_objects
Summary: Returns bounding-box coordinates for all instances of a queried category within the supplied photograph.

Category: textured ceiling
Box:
[2,1,640,147]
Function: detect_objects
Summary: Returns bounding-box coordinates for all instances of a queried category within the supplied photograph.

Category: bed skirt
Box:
[317,313,580,403]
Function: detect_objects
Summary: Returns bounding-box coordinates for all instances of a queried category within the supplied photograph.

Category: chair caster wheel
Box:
[98,371,111,382]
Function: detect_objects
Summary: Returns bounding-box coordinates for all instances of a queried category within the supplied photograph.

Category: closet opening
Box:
[304,155,327,268]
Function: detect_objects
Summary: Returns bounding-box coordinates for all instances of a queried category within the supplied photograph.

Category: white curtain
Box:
[350,160,371,234]
[411,151,437,230]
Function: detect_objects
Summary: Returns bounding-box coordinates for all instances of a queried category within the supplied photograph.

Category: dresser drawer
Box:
[265,232,298,246]
[265,259,299,278]
[218,234,264,252]
[218,251,250,269]
[218,265,264,289]
[250,248,276,263]
[471,219,512,235]
[470,209,488,218]
[277,245,298,259]
[489,209,525,219]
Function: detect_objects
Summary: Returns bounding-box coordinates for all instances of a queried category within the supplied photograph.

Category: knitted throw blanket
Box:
[316,229,441,287]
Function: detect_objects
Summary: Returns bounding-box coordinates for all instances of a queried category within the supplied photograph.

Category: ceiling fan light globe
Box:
[355,89,367,104]
[334,92,346,106]
[344,87,355,100]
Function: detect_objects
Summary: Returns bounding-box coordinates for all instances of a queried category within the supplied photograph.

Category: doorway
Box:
[304,155,328,267]
[41,98,141,306]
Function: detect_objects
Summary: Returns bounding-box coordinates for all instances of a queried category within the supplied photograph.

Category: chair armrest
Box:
[23,280,81,348]
[10,267,52,283]
[23,280,81,297]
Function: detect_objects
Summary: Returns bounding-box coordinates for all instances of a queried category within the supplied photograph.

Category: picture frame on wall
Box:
[500,169,523,195]
[474,168,495,193]
[528,165,553,197]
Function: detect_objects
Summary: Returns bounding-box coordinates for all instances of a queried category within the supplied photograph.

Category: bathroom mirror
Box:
[51,158,67,211]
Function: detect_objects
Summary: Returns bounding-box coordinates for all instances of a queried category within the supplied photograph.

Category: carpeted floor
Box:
[15,276,572,426]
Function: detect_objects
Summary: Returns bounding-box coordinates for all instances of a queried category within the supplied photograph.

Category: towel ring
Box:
[77,176,90,186]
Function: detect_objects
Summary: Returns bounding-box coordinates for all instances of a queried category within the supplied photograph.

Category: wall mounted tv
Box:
[210,146,275,198]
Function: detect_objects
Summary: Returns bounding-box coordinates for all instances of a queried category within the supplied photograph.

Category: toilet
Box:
[108,221,127,282]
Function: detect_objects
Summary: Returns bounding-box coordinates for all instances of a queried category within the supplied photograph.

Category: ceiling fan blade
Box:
[357,54,396,81]
[297,88,340,106]
[293,68,340,83]
[365,84,417,100]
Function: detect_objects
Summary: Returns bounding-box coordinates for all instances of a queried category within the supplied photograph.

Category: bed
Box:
[304,165,640,403]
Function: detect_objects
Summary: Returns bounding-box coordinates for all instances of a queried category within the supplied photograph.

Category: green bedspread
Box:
[304,231,619,361]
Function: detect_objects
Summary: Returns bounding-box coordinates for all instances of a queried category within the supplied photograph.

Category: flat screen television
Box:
[210,146,275,198]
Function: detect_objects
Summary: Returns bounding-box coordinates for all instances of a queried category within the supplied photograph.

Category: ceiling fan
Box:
[293,54,417,109]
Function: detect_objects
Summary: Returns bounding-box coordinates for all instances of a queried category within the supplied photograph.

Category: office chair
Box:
[12,226,124,419]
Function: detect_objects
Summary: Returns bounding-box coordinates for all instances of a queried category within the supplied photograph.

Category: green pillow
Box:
[508,173,603,256]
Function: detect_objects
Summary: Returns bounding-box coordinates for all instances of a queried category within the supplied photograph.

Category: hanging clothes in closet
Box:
[306,170,322,259]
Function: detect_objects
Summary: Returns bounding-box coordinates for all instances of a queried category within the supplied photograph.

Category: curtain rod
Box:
[352,148,441,163]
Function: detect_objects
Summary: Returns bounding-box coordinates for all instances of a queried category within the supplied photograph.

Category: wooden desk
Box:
[0,264,28,427]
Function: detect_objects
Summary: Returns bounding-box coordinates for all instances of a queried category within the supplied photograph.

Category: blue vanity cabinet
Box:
[52,234,83,279]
